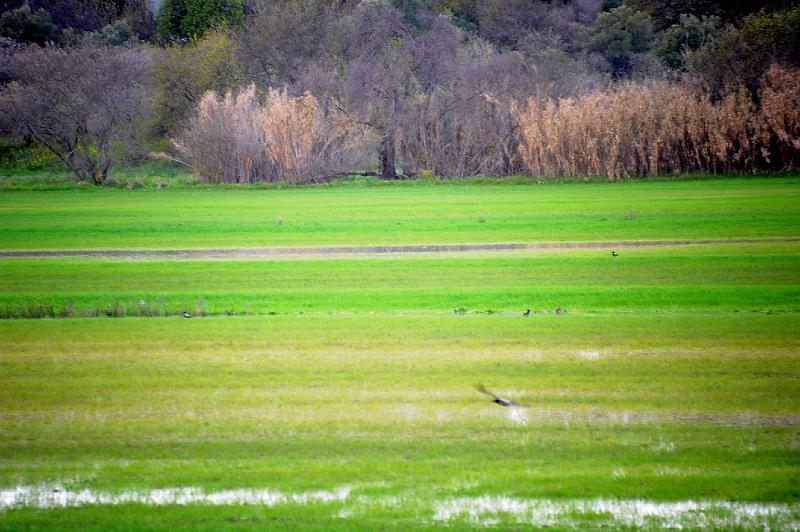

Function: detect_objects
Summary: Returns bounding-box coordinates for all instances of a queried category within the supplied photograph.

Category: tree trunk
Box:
[380,133,398,179]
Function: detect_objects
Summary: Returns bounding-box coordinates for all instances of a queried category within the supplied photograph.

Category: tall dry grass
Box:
[514,65,800,179]
[760,65,800,168]
[179,85,361,183]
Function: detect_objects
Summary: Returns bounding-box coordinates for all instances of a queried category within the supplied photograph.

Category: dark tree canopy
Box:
[0,6,60,45]
[155,0,244,42]
[623,0,797,30]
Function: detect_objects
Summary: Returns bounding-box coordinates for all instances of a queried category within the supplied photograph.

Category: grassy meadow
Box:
[1,175,799,529]
[1,176,799,249]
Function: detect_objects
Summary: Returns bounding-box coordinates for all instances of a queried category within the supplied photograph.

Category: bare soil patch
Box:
[1,237,798,259]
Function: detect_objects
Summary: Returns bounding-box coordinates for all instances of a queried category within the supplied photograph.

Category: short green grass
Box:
[1,176,799,249]
[1,175,799,528]
[0,244,798,317]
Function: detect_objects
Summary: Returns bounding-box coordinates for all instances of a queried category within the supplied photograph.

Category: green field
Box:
[1,176,799,529]
[1,176,799,249]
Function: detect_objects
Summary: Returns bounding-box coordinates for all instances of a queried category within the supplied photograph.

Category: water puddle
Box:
[432,496,800,528]
[0,485,350,510]
[3,484,798,529]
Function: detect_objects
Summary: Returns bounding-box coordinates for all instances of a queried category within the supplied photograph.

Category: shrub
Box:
[179,85,362,183]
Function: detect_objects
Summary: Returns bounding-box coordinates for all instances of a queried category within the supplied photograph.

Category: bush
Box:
[179,85,363,183]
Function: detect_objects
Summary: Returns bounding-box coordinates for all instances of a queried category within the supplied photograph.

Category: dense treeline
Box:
[0,0,798,183]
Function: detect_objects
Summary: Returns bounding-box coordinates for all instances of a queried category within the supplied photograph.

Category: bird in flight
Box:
[611,250,619,257]
[476,385,522,407]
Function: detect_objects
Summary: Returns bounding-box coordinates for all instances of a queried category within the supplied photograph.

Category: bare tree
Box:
[0,44,152,185]
[235,0,346,88]
[399,39,534,177]
[296,2,414,179]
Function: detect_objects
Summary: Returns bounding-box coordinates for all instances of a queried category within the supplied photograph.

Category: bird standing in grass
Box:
[611,250,619,257]
[523,309,530,317]
[476,385,522,407]
[183,312,191,318]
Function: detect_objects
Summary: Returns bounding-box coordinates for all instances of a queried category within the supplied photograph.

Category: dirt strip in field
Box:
[1,237,798,259]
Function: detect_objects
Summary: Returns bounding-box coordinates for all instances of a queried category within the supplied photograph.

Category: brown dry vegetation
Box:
[179,66,799,183]
[514,65,800,179]
[178,85,363,183]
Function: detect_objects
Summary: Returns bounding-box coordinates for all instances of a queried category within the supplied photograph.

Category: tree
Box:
[0,6,60,45]
[236,0,344,88]
[83,19,140,46]
[624,0,796,31]
[156,0,243,42]
[583,5,653,77]
[29,0,123,32]
[653,14,721,71]
[687,6,800,94]
[123,0,157,42]
[474,0,551,49]
[153,29,243,135]
[0,45,153,185]
[340,3,420,178]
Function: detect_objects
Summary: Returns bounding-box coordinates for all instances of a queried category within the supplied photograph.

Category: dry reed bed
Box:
[178,85,363,184]
[181,66,799,182]
[514,66,800,179]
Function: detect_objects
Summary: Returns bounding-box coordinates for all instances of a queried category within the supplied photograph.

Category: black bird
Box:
[523,309,530,317]
[476,385,521,407]
[611,250,619,257]
[183,312,192,318]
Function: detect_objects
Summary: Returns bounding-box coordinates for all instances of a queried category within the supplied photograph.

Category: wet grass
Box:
[1,315,799,527]
[1,176,799,250]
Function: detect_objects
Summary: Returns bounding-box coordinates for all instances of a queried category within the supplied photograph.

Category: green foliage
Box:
[392,0,427,28]
[584,6,654,76]
[688,5,800,93]
[435,0,478,33]
[155,0,244,42]
[155,0,185,42]
[0,142,61,171]
[601,0,621,11]
[0,5,60,44]
[654,14,721,70]
[83,19,139,46]
[624,0,796,31]
[153,29,243,135]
